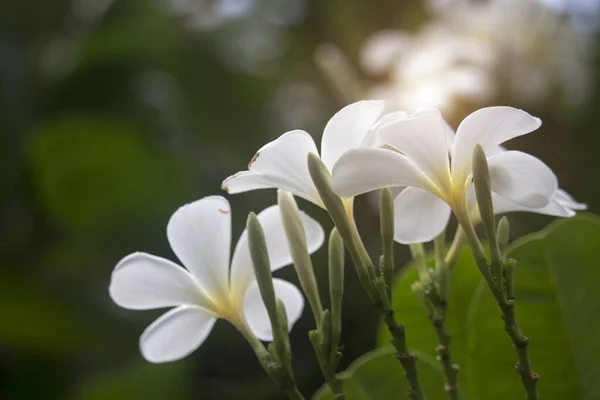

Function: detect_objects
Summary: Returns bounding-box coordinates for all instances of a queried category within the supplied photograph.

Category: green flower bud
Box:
[278,189,324,326]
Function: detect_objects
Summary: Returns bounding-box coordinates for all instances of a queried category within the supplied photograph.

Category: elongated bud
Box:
[247,212,279,324]
[307,153,353,243]
[472,145,495,236]
[497,216,510,259]
[246,213,288,364]
[275,299,293,370]
[278,189,324,326]
[307,153,377,301]
[320,310,332,351]
[472,144,503,287]
[380,188,395,291]
[328,228,344,344]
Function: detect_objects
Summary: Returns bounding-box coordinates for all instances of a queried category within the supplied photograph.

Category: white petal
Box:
[221,171,275,194]
[332,148,437,198]
[248,130,322,205]
[393,187,452,244]
[167,196,231,305]
[490,192,575,218]
[230,205,324,296]
[242,279,304,342]
[361,110,409,149]
[248,130,322,206]
[553,189,587,210]
[375,110,409,130]
[320,100,385,170]
[378,109,451,191]
[109,253,213,311]
[451,107,541,185]
[139,305,217,363]
[488,151,557,208]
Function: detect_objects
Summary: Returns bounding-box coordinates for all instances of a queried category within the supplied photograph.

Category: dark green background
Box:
[1,1,598,399]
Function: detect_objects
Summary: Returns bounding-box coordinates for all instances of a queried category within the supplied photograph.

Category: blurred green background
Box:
[1,0,599,399]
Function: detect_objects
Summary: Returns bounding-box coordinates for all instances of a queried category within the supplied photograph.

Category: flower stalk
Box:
[380,188,395,297]
[278,190,345,399]
[247,213,305,400]
[410,241,460,400]
[468,145,539,400]
[308,153,427,400]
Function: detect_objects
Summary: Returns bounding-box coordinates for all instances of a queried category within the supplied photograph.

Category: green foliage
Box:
[377,215,600,399]
[312,347,445,400]
[0,270,106,354]
[27,115,186,232]
[71,361,188,400]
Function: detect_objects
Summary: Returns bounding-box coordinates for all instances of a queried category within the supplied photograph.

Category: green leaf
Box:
[377,247,481,398]
[467,214,600,399]
[312,347,446,400]
[378,214,600,400]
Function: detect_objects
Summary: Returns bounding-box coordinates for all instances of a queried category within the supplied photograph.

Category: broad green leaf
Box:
[312,347,446,400]
[466,214,600,399]
[377,247,481,398]
[378,214,600,400]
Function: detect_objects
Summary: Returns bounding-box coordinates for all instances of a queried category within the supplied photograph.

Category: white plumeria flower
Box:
[221,100,405,215]
[109,196,324,363]
[332,106,585,244]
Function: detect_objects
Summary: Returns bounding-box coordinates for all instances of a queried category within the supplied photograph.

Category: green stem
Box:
[243,328,306,400]
[444,227,467,270]
[431,316,459,400]
[455,210,538,400]
[409,243,431,285]
[431,234,459,400]
[307,154,426,399]
[502,302,539,400]
[375,279,427,400]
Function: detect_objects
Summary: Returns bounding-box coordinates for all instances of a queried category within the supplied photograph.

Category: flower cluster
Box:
[109,99,585,380]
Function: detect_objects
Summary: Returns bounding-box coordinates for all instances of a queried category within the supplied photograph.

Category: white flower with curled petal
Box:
[332,106,585,244]
[221,100,405,215]
[109,196,324,363]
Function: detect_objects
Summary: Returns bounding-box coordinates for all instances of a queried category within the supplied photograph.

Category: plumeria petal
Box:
[247,130,322,205]
[361,110,409,148]
[332,148,438,198]
[320,100,385,170]
[489,192,575,218]
[230,205,324,297]
[378,109,451,191]
[451,107,541,185]
[222,171,276,194]
[375,110,409,130]
[488,151,558,208]
[243,279,304,342]
[167,196,231,306]
[393,187,452,244]
[109,253,213,311]
[139,305,217,363]
[553,189,587,210]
